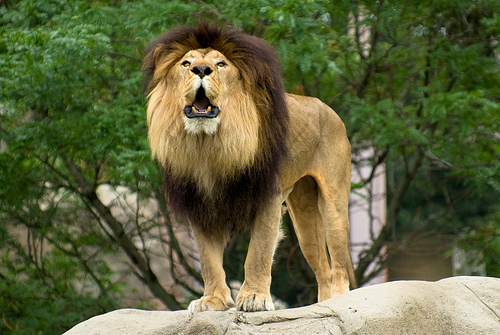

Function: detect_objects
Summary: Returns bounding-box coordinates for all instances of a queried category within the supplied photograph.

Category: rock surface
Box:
[64,276,500,335]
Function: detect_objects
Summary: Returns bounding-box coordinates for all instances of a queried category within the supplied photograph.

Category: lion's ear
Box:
[143,44,167,94]
[142,50,155,93]
[151,45,166,64]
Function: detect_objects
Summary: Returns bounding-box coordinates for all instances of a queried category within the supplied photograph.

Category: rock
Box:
[64,276,500,335]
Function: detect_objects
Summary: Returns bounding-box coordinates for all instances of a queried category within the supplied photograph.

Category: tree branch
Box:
[61,155,182,310]
[355,147,425,284]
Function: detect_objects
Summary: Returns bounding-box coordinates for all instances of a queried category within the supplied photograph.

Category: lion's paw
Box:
[236,291,275,312]
[188,295,235,316]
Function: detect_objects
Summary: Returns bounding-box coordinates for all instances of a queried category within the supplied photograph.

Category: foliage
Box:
[0,0,200,332]
[1,0,499,333]
[458,217,500,277]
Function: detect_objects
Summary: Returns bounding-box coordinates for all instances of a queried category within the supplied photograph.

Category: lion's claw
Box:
[188,295,235,316]
[236,291,275,312]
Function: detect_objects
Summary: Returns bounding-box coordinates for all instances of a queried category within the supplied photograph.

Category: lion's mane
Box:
[143,24,289,235]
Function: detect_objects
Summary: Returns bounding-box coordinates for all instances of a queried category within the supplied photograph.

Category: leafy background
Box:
[1,0,499,333]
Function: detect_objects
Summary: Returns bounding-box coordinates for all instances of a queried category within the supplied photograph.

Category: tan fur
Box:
[145,26,353,314]
[147,49,260,195]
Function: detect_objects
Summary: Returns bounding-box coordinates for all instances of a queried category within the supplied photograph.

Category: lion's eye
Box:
[216,61,227,68]
[181,60,191,67]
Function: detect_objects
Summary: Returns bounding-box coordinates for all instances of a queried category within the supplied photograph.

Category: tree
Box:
[323,0,500,284]
[1,0,499,333]
[0,1,204,333]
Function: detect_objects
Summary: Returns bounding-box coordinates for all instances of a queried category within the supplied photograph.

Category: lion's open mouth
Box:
[184,87,219,118]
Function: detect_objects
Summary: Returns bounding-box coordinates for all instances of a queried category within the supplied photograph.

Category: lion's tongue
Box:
[194,97,210,112]
[193,87,210,112]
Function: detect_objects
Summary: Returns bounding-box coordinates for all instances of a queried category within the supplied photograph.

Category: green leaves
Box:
[458,218,500,277]
[0,1,173,332]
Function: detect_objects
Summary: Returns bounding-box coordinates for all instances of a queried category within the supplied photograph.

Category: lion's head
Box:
[143,24,288,234]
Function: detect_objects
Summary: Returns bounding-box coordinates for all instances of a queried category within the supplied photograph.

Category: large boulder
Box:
[64,276,500,335]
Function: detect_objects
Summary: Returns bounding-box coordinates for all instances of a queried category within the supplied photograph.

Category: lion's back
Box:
[285,93,347,142]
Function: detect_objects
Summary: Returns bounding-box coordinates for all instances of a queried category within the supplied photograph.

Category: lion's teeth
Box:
[192,106,197,113]
[206,106,211,112]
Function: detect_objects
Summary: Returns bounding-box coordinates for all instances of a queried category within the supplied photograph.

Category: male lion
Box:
[143,24,354,314]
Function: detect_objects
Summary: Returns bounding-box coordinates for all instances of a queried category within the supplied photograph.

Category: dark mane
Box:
[143,23,289,235]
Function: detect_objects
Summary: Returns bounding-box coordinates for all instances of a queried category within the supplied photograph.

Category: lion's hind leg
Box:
[316,174,351,297]
[286,176,334,302]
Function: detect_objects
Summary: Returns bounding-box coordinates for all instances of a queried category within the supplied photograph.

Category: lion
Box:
[143,23,354,314]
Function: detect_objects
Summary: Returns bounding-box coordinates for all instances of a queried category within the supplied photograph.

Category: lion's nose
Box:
[191,65,213,78]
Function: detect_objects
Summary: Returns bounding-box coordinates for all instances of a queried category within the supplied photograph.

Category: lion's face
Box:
[170,48,239,135]
[144,25,288,197]
[146,46,260,191]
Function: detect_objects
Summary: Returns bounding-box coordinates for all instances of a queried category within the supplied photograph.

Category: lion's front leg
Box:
[236,197,282,312]
[188,224,235,315]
